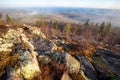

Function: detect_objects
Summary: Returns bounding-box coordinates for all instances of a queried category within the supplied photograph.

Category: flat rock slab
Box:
[75,56,97,80]
[96,48,120,76]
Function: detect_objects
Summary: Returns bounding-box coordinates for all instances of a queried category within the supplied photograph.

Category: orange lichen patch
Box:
[40,65,51,80]
[70,72,85,80]
[82,45,95,57]
[66,43,84,55]
[57,46,63,52]
[0,25,9,36]
[50,61,65,79]
[69,50,83,55]
[0,20,5,25]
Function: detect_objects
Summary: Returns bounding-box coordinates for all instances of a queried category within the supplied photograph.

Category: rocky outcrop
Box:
[19,34,37,59]
[4,27,42,80]
[0,29,19,52]
[0,24,120,80]
[7,50,41,80]
[4,25,59,80]
[37,50,81,80]
[23,24,46,39]
[6,34,42,80]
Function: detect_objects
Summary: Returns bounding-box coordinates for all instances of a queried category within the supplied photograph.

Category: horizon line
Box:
[0,6,120,10]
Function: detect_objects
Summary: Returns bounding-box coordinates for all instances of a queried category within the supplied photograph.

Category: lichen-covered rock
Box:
[38,55,51,65]
[0,38,2,42]
[0,43,13,51]
[31,36,57,52]
[4,29,19,42]
[7,50,42,80]
[23,24,46,39]
[0,29,20,52]
[7,48,42,80]
[6,33,42,80]
[65,53,80,74]
[32,29,46,39]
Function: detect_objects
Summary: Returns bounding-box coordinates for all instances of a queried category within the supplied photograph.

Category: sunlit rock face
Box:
[61,72,72,80]
[6,31,42,80]
[7,50,42,80]
[18,51,41,79]
[0,29,20,52]
[65,53,80,74]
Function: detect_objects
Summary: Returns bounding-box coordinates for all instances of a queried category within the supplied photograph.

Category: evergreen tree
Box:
[53,21,59,30]
[95,23,99,27]
[36,20,45,27]
[84,19,90,27]
[6,14,12,25]
[63,22,71,33]
[106,23,111,34]
[49,20,53,27]
[0,13,2,19]
[99,22,105,34]
[72,26,77,34]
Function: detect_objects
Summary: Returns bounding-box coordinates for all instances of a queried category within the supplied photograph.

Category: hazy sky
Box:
[0,0,120,9]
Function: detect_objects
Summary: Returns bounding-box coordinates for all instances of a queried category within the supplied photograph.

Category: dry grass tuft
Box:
[0,51,19,77]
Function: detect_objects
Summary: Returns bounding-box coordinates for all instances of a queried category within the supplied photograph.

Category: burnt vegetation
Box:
[0,14,120,54]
